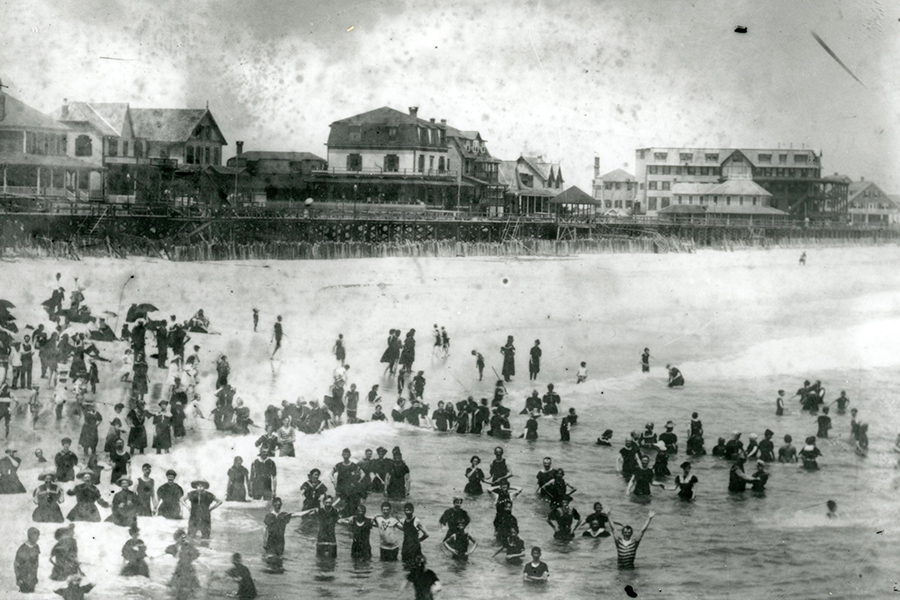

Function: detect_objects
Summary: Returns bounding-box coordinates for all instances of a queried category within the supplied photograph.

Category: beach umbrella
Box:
[0,300,14,309]
[126,303,159,322]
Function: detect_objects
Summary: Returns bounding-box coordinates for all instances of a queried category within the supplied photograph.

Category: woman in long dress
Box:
[500,336,516,382]
[65,471,109,522]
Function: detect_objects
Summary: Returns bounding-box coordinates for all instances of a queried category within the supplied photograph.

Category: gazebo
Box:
[550,185,601,218]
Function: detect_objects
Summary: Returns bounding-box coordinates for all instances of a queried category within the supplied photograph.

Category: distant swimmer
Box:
[826,500,838,519]
[832,391,850,415]
[799,251,807,266]
[271,316,284,359]
[605,509,655,570]
[641,348,651,373]
[471,351,485,381]
[666,364,684,388]
[816,406,832,439]
[776,390,785,416]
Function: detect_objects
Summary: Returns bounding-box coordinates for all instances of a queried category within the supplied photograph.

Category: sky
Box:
[1,0,898,192]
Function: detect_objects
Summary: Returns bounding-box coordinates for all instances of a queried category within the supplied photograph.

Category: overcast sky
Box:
[2,0,897,191]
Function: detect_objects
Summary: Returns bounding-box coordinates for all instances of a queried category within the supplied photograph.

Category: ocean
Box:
[1,245,898,599]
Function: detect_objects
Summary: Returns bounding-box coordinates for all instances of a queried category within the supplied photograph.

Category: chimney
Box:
[594,157,600,178]
[61,98,69,119]
[430,118,435,123]
[409,106,418,118]
[440,119,446,127]
[236,141,244,157]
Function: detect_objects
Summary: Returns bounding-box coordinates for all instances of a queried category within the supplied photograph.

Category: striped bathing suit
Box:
[615,537,641,569]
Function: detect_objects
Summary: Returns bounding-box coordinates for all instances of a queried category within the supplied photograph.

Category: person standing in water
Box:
[14,527,41,593]
[226,553,257,600]
[471,350,485,381]
[522,546,550,583]
[333,334,346,366]
[817,407,832,439]
[252,309,259,332]
[833,391,850,415]
[500,336,516,382]
[641,348,651,373]
[606,510,656,570]
[271,316,284,359]
[528,340,541,381]
[776,390,786,416]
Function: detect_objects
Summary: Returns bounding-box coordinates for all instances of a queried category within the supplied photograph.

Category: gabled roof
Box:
[846,180,890,203]
[0,93,68,132]
[705,178,771,196]
[550,186,599,205]
[498,161,519,189]
[520,155,555,181]
[330,106,443,129]
[52,102,130,137]
[236,151,325,162]
[599,168,635,182]
[130,108,224,144]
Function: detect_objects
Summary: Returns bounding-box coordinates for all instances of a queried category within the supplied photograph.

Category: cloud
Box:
[0,0,896,191]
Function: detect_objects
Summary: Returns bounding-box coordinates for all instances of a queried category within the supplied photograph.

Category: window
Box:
[615,200,623,208]
[418,155,425,173]
[679,153,693,162]
[660,198,670,208]
[134,140,143,158]
[731,155,743,164]
[662,166,672,175]
[788,169,796,177]
[388,127,398,140]
[758,154,771,163]
[648,197,657,210]
[794,154,809,164]
[604,182,613,190]
[447,159,450,171]
[429,156,434,170]
[122,141,129,157]
[213,147,220,166]
[648,181,657,190]
[726,198,731,205]
[615,182,622,190]
[204,147,211,164]
[675,167,682,175]
[385,154,399,172]
[779,154,787,164]
[75,135,92,157]
[159,145,169,159]
[677,197,683,204]
[107,138,118,157]
[605,200,612,208]
[661,181,670,191]
[626,200,633,209]
[705,153,718,162]
[654,152,668,160]
[752,198,758,205]
[640,183,645,190]
[776,168,785,177]
[347,154,362,171]
[739,198,744,206]
[186,146,195,164]
[627,182,634,191]
[438,157,445,172]
[686,167,695,176]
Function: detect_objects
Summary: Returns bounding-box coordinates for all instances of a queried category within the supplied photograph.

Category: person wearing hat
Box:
[250,448,277,501]
[107,477,140,527]
[121,524,149,577]
[745,433,760,460]
[157,469,185,519]
[33,471,65,522]
[54,438,79,483]
[226,553,257,600]
[659,422,678,454]
[669,462,699,500]
[152,401,173,455]
[49,524,80,581]
[0,447,26,494]
[183,479,222,540]
[652,441,671,478]
[15,527,41,592]
[263,497,294,557]
[66,471,109,522]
